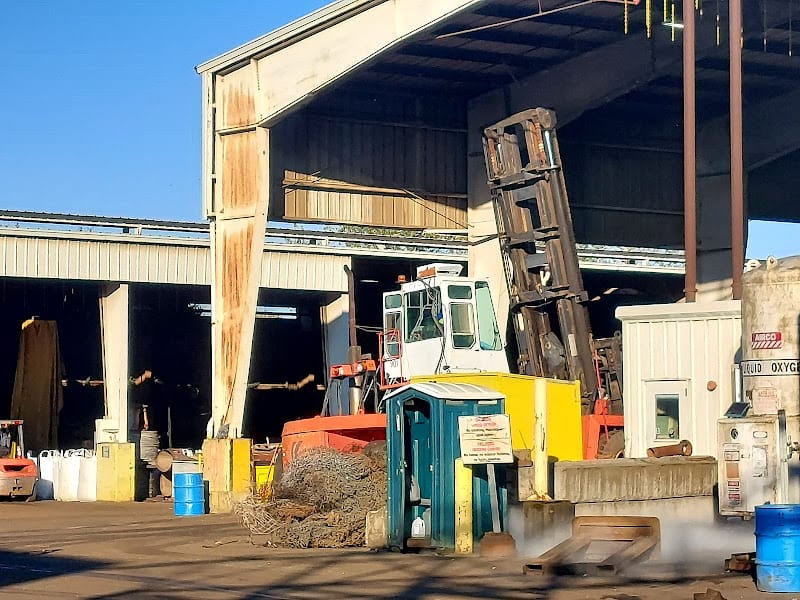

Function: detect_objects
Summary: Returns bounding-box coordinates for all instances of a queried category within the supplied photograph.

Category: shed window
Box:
[655,394,680,439]
[645,380,689,446]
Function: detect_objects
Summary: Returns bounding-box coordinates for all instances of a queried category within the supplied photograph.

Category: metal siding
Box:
[561,142,683,248]
[0,233,348,292]
[274,100,468,229]
[618,303,742,458]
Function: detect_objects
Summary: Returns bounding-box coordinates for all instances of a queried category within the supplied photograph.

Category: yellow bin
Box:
[411,372,582,461]
[255,465,275,490]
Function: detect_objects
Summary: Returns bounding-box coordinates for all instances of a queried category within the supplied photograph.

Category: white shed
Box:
[616,301,742,458]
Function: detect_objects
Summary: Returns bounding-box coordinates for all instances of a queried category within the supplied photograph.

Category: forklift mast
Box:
[482,108,599,411]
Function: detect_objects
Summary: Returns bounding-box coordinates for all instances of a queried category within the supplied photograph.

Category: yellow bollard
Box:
[454,458,473,554]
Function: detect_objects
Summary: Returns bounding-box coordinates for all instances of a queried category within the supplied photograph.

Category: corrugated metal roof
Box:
[383,381,504,400]
[0,228,350,291]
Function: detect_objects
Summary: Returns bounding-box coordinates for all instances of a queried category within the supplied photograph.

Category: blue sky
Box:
[0,0,328,222]
[0,1,794,259]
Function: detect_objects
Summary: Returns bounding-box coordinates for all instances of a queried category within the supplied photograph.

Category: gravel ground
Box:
[0,501,785,599]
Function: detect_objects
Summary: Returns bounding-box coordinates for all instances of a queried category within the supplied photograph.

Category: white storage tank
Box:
[741,256,800,416]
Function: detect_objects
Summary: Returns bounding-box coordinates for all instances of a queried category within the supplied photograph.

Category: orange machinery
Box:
[0,420,38,500]
[280,358,386,467]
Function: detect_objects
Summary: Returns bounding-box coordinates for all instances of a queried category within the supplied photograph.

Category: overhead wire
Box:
[436,0,640,40]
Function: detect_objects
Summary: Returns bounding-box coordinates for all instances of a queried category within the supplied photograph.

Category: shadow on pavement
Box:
[0,548,109,588]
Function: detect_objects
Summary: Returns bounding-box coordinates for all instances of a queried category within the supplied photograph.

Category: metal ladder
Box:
[482,108,598,409]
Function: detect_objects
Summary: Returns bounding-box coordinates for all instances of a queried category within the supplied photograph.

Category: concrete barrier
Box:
[555,456,716,503]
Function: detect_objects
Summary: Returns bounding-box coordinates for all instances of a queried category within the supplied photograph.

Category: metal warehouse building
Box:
[195,0,800,437]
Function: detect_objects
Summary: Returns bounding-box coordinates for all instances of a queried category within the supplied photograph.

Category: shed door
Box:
[645,380,690,445]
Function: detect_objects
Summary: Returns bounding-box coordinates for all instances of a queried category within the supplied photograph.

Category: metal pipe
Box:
[729,0,745,300]
[343,265,357,346]
[683,0,697,302]
[533,377,550,499]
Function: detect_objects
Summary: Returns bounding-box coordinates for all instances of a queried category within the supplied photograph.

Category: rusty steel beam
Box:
[730,0,745,300]
[683,0,697,302]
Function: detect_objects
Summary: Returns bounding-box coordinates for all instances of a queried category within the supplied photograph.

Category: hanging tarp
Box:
[10,319,65,451]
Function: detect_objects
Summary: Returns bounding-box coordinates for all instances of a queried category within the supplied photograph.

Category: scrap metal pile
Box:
[235,443,387,548]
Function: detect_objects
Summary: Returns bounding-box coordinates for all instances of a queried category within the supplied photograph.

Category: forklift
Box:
[0,420,38,500]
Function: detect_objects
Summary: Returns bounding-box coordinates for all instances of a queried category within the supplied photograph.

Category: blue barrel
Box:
[755,504,800,592]
[173,472,204,517]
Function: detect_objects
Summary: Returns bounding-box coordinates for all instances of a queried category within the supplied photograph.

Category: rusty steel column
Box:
[729,0,745,300]
[683,0,697,302]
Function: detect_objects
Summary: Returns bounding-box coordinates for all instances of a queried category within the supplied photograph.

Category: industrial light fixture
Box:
[662,21,685,28]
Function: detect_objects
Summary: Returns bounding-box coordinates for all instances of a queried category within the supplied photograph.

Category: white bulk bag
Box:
[37,450,61,500]
[77,451,97,502]
[56,449,84,502]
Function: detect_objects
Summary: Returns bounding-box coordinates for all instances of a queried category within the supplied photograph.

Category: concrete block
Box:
[518,500,574,555]
[508,465,537,502]
[209,490,233,514]
[575,496,716,525]
[555,456,717,503]
[202,438,232,494]
[201,438,254,513]
[365,506,388,549]
[574,496,735,563]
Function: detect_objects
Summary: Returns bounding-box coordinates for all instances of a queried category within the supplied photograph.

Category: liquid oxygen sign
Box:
[741,359,800,377]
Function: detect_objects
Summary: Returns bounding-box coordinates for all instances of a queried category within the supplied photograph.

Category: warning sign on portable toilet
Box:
[457,414,513,465]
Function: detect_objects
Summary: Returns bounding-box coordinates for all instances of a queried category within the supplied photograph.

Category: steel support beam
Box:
[683,0,697,302]
[730,0,744,300]
[696,74,800,298]
[470,14,719,131]
[99,283,130,443]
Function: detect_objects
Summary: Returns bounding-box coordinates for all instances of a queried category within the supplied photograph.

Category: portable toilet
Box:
[385,382,508,551]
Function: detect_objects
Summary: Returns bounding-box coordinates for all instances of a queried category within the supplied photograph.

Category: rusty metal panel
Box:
[217,65,258,130]
[210,122,270,436]
[219,130,262,216]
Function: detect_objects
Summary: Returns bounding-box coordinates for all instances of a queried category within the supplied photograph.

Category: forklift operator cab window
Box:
[450,303,475,348]
[0,425,16,458]
[475,282,503,351]
[406,288,443,342]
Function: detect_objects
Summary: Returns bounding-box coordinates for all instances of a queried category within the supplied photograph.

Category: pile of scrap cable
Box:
[234,442,386,548]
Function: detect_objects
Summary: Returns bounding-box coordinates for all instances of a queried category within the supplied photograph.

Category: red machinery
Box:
[0,420,38,500]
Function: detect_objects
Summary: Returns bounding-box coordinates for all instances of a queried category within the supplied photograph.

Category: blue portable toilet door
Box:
[401,398,434,545]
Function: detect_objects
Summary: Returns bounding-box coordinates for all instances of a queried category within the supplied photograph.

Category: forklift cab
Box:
[0,420,24,458]
[0,420,38,499]
[381,263,509,386]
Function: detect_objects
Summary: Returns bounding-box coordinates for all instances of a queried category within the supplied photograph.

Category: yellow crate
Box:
[255,465,275,489]
[411,373,582,461]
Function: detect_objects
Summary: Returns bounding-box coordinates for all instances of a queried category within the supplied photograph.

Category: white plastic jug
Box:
[37,450,61,500]
[411,516,426,539]
[56,449,86,502]
[77,452,97,502]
